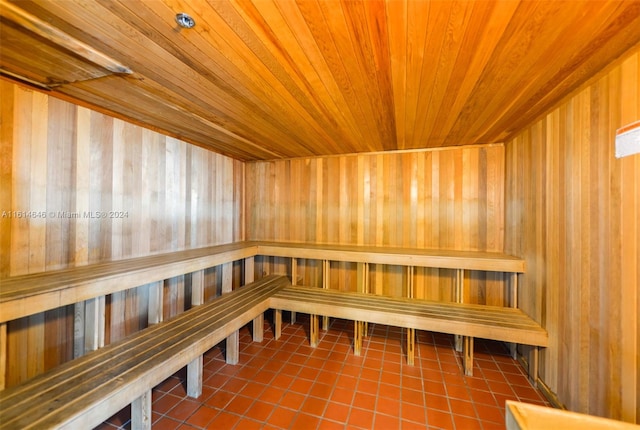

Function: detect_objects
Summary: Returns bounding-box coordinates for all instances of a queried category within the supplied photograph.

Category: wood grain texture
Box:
[505,46,639,423]
[3,1,640,160]
[246,145,507,302]
[270,285,548,346]
[0,82,244,386]
[0,275,289,430]
[505,401,640,430]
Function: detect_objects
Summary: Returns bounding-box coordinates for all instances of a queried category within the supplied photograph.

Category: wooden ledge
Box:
[506,401,639,430]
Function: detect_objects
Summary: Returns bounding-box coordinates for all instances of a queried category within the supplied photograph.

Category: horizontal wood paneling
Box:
[0,81,244,386]
[246,146,506,302]
[505,46,639,423]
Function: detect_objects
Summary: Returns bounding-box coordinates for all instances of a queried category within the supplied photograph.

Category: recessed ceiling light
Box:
[175,13,195,29]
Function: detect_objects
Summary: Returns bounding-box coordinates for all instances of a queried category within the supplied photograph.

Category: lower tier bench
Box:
[0,275,290,430]
[269,285,548,379]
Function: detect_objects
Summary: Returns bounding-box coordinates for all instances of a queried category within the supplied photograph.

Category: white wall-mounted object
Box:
[615,120,640,158]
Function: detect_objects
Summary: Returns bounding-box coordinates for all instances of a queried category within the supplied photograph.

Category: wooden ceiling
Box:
[2,0,640,161]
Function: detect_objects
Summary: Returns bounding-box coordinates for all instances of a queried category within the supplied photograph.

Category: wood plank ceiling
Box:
[2,0,640,161]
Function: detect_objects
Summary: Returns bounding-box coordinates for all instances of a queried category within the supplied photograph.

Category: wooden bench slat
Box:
[269,286,548,347]
[0,275,289,430]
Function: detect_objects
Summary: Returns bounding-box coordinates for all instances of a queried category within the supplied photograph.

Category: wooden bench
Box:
[0,242,258,323]
[269,285,548,379]
[505,401,639,430]
[0,275,290,430]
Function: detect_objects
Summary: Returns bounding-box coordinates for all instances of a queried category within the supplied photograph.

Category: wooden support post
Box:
[463,336,474,376]
[222,262,233,294]
[191,270,204,306]
[407,329,415,366]
[245,256,255,284]
[354,321,363,356]
[363,262,370,335]
[529,346,539,387]
[290,257,297,324]
[511,272,519,308]
[322,260,330,330]
[253,313,264,342]
[131,389,152,430]
[274,309,282,340]
[110,290,126,343]
[509,273,519,359]
[226,330,239,365]
[243,257,264,342]
[187,355,203,398]
[406,266,415,365]
[148,281,163,325]
[221,262,239,364]
[188,271,205,398]
[310,314,319,347]
[356,262,370,340]
[85,296,105,353]
[0,322,6,390]
[454,269,464,352]
[73,302,85,358]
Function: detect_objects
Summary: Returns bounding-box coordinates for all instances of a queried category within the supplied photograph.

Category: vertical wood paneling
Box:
[1,82,244,386]
[505,47,639,423]
[246,145,505,298]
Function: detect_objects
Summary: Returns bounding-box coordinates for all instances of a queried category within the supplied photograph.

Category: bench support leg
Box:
[529,346,539,387]
[463,336,474,376]
[226,331,239,365]
[148,281,164,326]
[290,258,297,324]
[274,309,282,340]
[187,355,203,398]
[132,389,152,430]
[454,269,464,352]
[455,335,463,353]
[321,260,330,331]
[354,321,363,356]
[0,322,5,390]
[253,313,264,342]
[407,328,415,366]
[508,273,519,358]
[310,314,319,347]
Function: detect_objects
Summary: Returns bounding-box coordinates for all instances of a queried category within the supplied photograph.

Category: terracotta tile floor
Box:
[98,313,549,429]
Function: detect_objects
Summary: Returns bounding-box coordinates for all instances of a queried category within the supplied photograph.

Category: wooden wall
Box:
[0,81,244,386]
[246,146,507,304]
[505,46,639,423]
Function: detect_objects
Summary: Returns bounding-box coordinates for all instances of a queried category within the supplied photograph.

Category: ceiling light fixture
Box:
[175,13,195,29]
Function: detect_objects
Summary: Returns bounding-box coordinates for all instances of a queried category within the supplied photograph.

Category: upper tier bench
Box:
[0,241,525,323]
[0,275,289,430]
[270,285,548,379]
